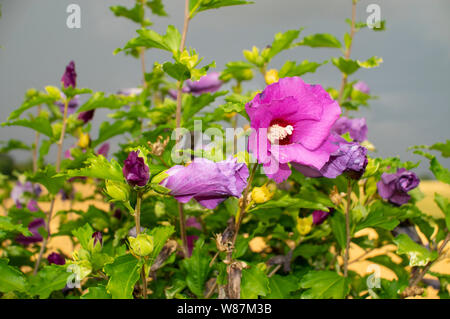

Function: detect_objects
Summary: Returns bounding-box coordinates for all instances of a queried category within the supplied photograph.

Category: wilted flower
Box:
[353,81,370,95]
[160,157,249,209]
[61,60,77,88]
[331,116,368,143]
[77,109,95,124]
[47,252,66,265]
[312,210,330,225]
[186,217,202,257]
[377,168,420,206]
[97,143,110,158]
[123,150,150,187]
[246,77,341,183]
[16,218,45,245]
[11,180,41,212]
[147,136,170,157]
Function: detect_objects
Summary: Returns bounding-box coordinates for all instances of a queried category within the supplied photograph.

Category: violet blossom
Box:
[331,116,368,143]
[16,218,46,245]
[246,77,341,183]
[353,81,370,95]
[11,180,41,212]
[377,168,420,206]
[160,157,249,209]
[123,150,150,187]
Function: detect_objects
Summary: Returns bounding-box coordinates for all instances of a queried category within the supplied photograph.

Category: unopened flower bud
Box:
[78,132,90,149]
[105,180,130,202]
[296,216,313,236]
[264,69,279,85]
[128,234,154,257]
[251,183,276,204]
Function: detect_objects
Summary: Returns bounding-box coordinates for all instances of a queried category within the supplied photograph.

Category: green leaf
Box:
[250,194,329,212]
[7,94,55,121]
[182,91,227,125]
[220,61,254,82]
[77,92,134,113]
[81,285,112,299]
[116,25,181,55]
[27,165,66,195]
[163,62,191,81]
[267,29,302,59]
[394,234,438,267]
[367,255,409,284]
[63,154,124,182]
[104,254,144,299]
[240,266,269,299]
[92,120,135,148]
[297,33,341,48]
[279,60,327,77]
[355,209,400,232]
[413,150,450,185]
[3,116,54,138]
[0,216,31,237]
[190,0,253,17]
[110,3,147,25]
[329,211,346,249]
[0,139,31,153]
[183,239,211,298]
[182,239,211,298]
[147,225,175,268]
[434,193,450,230]
[28,265,70,298]
[264,274,298,299]
[300,271,349,299]
[146,0,168,16]
[331,57,360,75]
[0,259,27,293]
[357,56,383,68]
[429,140,450,158]
[72,223,94,250]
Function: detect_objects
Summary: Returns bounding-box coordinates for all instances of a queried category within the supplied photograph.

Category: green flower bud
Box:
[105,180,130,202]
[128,234,154,257]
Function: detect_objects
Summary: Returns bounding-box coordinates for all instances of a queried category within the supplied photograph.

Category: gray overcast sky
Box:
[0,0,449,174]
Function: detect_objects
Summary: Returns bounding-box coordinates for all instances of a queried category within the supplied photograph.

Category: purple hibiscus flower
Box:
[186,217,202,257]
[312,210,330,225]
[160,157,249,209]
[61,61,77,88]
[47,252,66,265]
[377,168,420,206]
[293,135,368,180]
[168,72,223,99]
[246,77,341,183]
[331,116,368,143]
[16,218,46,245]
[11,181,41,212]
[123,150,150,187]
[353,81,370,95]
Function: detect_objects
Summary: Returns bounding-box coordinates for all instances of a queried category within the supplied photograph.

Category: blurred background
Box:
[0,0,449,176]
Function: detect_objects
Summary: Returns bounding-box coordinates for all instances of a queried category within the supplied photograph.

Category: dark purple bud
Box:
[26,199,39,212]
[16,218,46,245]
[77,109,95,124]
[61,61,77,88]
[377,168,420,206]
[97,143,110,158]
[312,210,330,225]
[92,231,103,247]
[47,252,66,265]
[123,151,150,187]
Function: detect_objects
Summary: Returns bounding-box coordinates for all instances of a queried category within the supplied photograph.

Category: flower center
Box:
[267,120,294,145]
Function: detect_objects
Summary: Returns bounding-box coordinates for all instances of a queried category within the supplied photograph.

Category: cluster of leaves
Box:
[0,0,449,300]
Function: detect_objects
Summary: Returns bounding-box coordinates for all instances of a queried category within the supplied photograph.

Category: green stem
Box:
[134,193,147,299]
[343,179,352,278]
